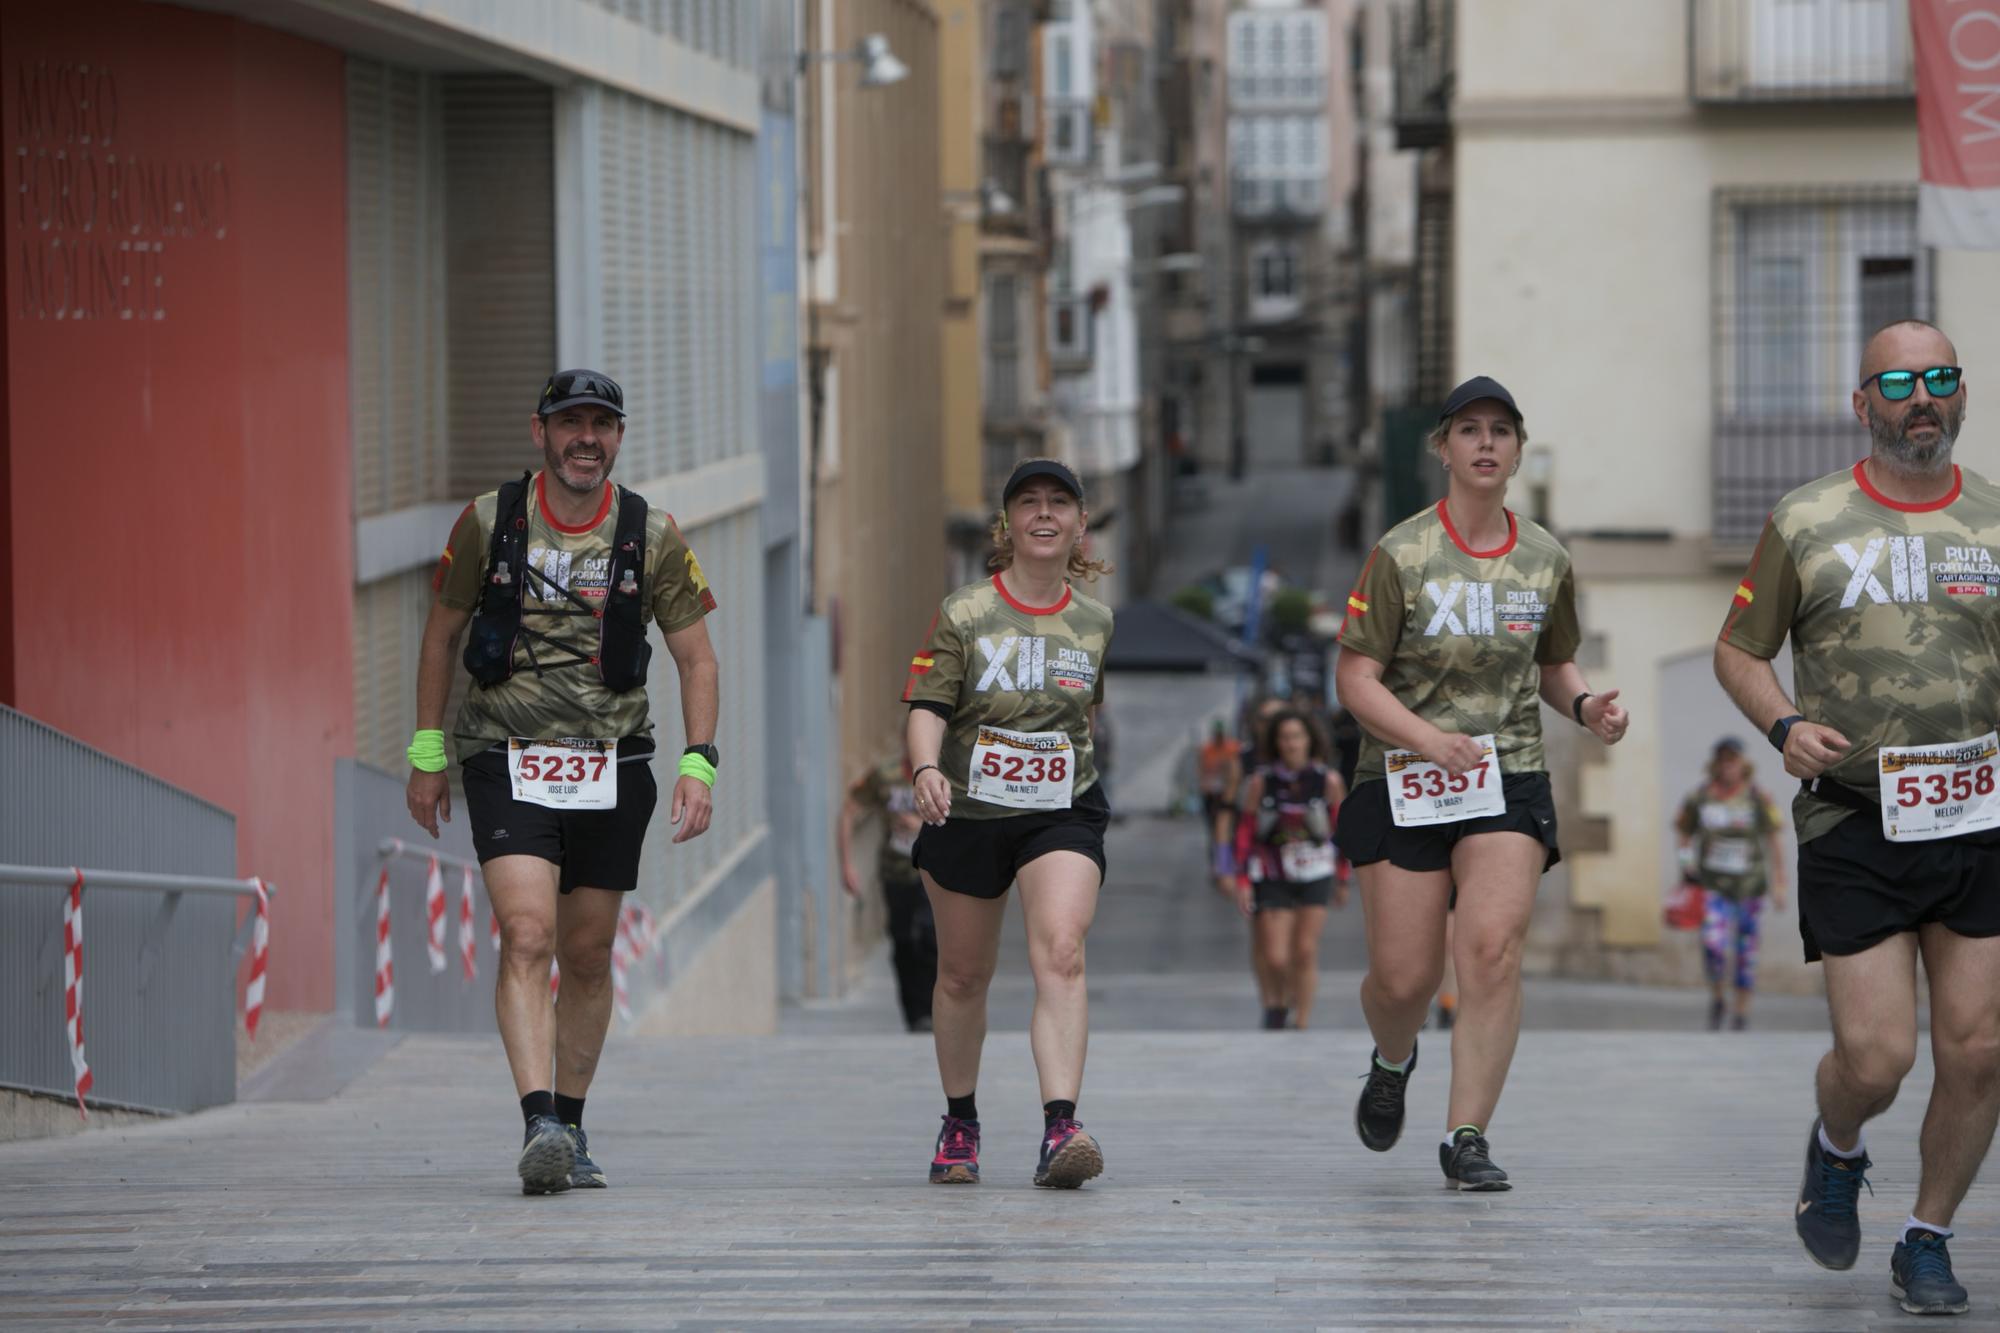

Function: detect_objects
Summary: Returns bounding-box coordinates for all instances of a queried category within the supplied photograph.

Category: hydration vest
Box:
[462,472,652,693]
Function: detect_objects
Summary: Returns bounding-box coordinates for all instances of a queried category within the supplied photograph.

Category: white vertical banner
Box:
[1917,0,2000,248]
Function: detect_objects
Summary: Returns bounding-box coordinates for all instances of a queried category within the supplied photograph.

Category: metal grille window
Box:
[1692,0,1913,101]
[993,4,1027,78]
[1711,186,1932,546]
[985,274,1022,421]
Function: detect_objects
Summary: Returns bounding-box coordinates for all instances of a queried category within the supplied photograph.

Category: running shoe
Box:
[518,1113,575,1196]
[566,1124,606,1189]
[1794,1117,1871,1270]
[1034,1117,1104,1189]
[929,1115,981,1184]
[1729,1014,1749,1032]
[1354,1041,1417,1153]
[1708,997,1726,1031]
[1892,1230,1971,1315]
[1439,1128,1511,1191]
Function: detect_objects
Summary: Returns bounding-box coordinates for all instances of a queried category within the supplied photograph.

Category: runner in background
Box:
[841,751,937,1033]
[1673,736,1788,1031]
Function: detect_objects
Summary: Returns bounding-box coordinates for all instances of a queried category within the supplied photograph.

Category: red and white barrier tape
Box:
[458,866,477,981]
[63,870,91,1117]
[549,957,560,1000]
[610,904,656,1024]
[423,855,446,974]
[244,877,270,1040]
[490,911,501,954]
[373,866,395,1027]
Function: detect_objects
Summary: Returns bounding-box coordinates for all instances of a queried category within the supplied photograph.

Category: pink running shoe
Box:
[930,1115,980,1184]
[1034,1118,1104,1189]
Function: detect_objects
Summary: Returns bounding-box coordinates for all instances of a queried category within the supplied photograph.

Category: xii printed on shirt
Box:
[1834,536,2000,605]
[976,635,1097,692]
[1423,581,1550,636]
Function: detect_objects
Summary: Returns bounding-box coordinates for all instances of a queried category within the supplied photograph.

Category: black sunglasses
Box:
[1860,366,1962,402]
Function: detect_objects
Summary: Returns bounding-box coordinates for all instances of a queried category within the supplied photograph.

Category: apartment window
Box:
[993,5,1026,80]
[1253,242,1297,301]
[1228,9,1328,108]
[1048,102,1092,165]
[986,274,1021,420]
[1051,32,1075,98]
[1711,186,1932,544]
[1050,293,1093,366]
[1692,0,1913,100]
[1229,114,1324,217]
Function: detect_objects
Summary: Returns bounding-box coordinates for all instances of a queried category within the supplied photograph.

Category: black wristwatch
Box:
[1767,715,1805,752]
[684,743,720,767]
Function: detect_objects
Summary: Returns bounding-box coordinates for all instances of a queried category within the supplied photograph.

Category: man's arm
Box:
[1713,638,1848,781]
[663,618,720,843]
[406,600,472,838]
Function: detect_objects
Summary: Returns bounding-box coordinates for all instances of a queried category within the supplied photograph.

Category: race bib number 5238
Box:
[1386,736,1504,828]
[1879,732,2000,843]
[967,726,1075,811]
[508,737,618,810]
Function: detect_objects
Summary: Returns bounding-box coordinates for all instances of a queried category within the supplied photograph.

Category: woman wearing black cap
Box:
[1674,736,1788,1031]
[898,459,1117,1190]
[1334,376,1629,1190]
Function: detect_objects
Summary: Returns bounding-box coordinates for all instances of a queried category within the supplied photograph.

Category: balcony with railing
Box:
[1691,0,1913,103]
[1392,0,1452,151]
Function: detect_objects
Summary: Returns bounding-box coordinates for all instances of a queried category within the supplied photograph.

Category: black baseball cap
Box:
[1713,735,1748,756]
[1003,459,1084,505]
[538,369,625,418]
[1438,374,1523,427]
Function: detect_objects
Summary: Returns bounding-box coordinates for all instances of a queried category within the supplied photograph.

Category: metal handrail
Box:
[0,863,270,899]
[377,838,482,877]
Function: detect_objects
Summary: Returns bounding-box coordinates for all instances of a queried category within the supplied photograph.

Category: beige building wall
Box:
[805,0,950,987]
[1451,0,2000,966]
[937,0,987,520]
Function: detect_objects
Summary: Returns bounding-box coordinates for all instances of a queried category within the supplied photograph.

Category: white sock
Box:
[1818,1122,1866,1160]
[1373,1051,1411,1074]
[1905,1215,1953,1242]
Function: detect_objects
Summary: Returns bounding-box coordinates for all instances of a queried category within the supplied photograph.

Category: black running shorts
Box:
[461,737,659,894]
[912,784,1110,900]
[1252,877,1334,912]
[1795,814,2000,962]
[1336,770,1559,875]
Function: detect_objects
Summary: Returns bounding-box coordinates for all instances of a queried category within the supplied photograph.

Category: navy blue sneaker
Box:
[929,1115,980,1184]
[1794,1117,1871,1270]
[518,1114,575,1196]
[1034,1118,1103,1189]
[566,1124,606,1189]
[1355,1041,1417,1153]
[1439,1127,1511,1192]
[1892,1230,1970,1315]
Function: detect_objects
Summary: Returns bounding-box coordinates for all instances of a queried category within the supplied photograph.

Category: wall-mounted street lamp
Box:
[799,32,909,87]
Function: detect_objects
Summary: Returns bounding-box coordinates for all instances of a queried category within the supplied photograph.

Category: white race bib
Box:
[1386,736,1505,828]
[1702,839,1754,875]
[1279,841,1337,882]
[508,737,618,810]
[1878,732,2000,843]
[967,726,1075,811]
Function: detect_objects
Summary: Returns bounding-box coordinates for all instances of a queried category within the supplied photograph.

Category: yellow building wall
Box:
[936,0,986,519]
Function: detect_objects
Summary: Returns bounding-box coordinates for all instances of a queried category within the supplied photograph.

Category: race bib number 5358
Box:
[1386,735,1504,828]
[1879,732,2000,843]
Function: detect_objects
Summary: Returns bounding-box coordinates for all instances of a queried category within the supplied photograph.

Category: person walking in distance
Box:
[407,369,720,1195]
[1335,376,1629,1191]
[840,751,938,1032]
[1715,320,1999,1316]
[1673,736,1788,1031]
[902,459,1116,1190]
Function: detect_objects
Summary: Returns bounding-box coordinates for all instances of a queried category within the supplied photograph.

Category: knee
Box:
[1292,938,1320,971]
[1367,965,1441,1012]
[935,962,993,1005]
[1837,1033,1918,1097]
[501,918,556,968]
[558,935,614,984]
[1935,1027,2000,1085]
[1033,935,1087,986]
[1456,932,1523,993]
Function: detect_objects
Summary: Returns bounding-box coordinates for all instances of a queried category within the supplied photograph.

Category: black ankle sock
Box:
[1262,1006,1288,1029]
[947,1092,978,1122]
[1043,1099,1076,1127]
[554,1093,585,1129]
[520,1090,556,1126]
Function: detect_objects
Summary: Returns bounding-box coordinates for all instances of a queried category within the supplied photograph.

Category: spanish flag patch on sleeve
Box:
[1346,594,1368,615]
[1732,580,1754,609]
[909,654,934,676]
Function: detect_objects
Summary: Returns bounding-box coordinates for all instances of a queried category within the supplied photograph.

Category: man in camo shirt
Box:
[1716,320,1999,1315]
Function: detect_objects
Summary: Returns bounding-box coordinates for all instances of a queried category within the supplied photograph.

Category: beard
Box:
[1867,397,1962,473]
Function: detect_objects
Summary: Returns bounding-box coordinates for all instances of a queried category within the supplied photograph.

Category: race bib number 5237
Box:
[1879,732,2000,843]
[508,737,618,810]
[1386,736,1504,828]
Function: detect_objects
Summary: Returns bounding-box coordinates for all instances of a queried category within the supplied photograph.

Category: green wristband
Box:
[678,752,717,788]
[407,729,448,773]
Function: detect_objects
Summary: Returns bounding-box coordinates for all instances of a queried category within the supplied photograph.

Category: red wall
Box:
[3,0,352,1010]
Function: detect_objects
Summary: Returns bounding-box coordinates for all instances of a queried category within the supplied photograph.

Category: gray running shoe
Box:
[566,1124,606,1189]
[1440,1128,1511,1191]
[518,1114,575,1196]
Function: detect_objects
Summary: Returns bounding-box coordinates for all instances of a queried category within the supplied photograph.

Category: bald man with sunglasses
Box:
[1715,319,1999,1316]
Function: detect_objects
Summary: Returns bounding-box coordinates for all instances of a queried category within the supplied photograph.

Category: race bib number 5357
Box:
[1386,736,1504,828]
[1879,732,2000,843]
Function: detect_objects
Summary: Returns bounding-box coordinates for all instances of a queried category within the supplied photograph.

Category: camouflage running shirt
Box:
[1337,502,1582,785]
[901,574,1114,820]
[1675,783,1781,900]
[1720,462,2000,843]
[853,756,922,880]
[434,472,717,761]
